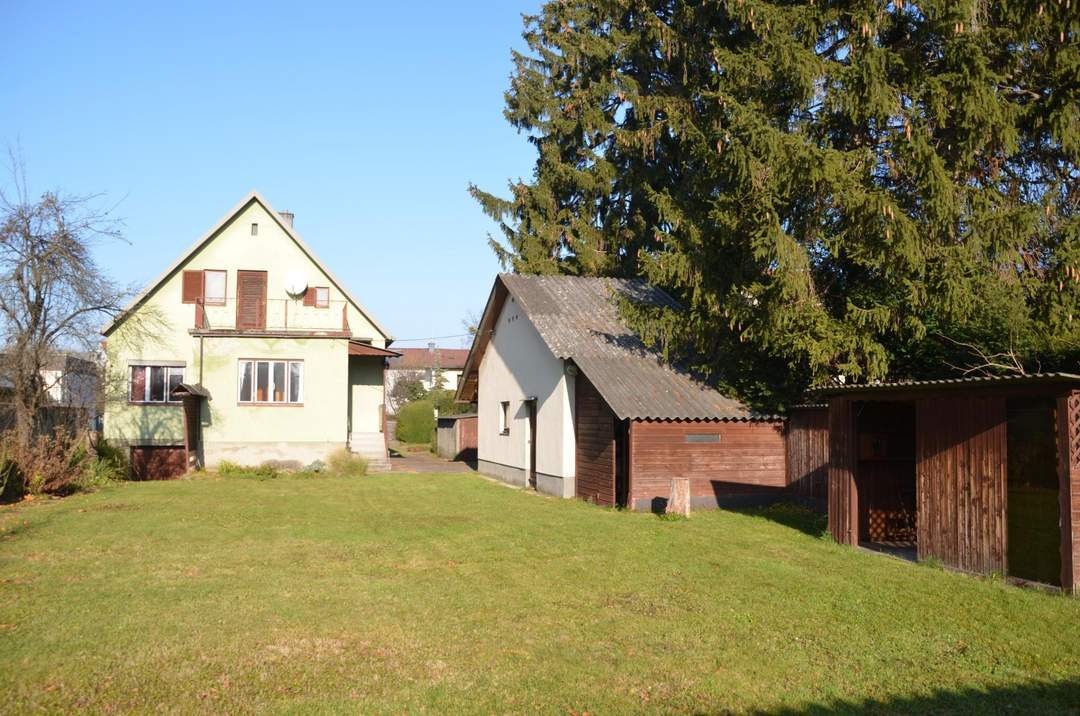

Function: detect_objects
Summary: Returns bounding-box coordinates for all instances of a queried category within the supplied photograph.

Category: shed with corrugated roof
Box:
[456,274,788,511]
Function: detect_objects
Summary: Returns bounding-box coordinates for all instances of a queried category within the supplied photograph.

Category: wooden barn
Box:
[456,274,790,510]
[816,374,1080,590]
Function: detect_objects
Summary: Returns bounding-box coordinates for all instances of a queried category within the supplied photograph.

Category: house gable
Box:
[103,191,391,344]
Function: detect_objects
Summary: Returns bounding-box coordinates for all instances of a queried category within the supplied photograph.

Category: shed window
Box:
[238,360,303,404]
[129,365,184,403]
[499,401,510,435]
[686,434,720,444]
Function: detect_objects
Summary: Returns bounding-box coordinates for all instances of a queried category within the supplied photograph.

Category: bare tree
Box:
[0,155,130,448]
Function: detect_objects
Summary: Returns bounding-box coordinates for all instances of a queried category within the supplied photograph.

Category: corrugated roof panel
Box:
[499,274,754,421]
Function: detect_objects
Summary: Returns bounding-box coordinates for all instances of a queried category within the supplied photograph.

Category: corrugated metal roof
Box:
[499,274,757,421]
[811,372,1080,396]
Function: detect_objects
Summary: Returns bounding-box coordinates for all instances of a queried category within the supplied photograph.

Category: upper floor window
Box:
[182,269,227,305]
[251,222,259,236]
[238,359,303,404]
[204,270,227,305]
[305,286,330,308]
[130,365,184,404]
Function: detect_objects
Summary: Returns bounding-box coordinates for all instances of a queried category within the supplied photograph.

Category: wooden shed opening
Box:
[1006,397,1061,586]
[855,402,917,557]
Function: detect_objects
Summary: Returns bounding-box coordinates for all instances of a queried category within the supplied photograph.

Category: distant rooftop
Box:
[388,347,469,371]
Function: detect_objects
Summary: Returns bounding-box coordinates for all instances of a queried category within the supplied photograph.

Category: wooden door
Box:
[236,270,267,330]
[130,446,187,480]
[614,419,629,508]
[526,399,537,489]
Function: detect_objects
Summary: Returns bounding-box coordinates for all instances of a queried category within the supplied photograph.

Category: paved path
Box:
[385,444,476,474]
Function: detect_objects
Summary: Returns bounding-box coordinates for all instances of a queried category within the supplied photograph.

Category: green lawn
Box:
[2,472,1079,714]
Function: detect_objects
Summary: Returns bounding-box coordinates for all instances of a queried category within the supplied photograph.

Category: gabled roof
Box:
[102,190,392,340]
[388,348,469,371]
[456,274,758,421]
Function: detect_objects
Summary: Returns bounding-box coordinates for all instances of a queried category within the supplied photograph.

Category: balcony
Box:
[190,297,352,336]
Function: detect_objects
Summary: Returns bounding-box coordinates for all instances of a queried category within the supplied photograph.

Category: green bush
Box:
[396,400,435,444]
[218,461,279,480]
[327,449,368,477]
[430,389,473,417]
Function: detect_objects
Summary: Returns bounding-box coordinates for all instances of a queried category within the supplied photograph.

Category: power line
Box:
[391,333,472,343]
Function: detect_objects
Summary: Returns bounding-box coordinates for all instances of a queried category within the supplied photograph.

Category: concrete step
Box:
[349,432,391,471]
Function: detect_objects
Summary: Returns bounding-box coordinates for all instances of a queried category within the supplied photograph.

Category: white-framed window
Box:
[251,222,259,236]
[238,359,303,404]
[499,401,510,435]
[204,270,227,306]
[314,286,329,308]
[129,365,184,404]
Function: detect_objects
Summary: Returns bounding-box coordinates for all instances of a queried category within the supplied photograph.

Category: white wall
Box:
[477,294,575,482]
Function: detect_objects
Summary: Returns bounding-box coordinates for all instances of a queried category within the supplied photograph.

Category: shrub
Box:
[396,400,435,443]
[302,460,326,474]
[217,461,279,480]
[0,429,95,499]
[327,449,368,477]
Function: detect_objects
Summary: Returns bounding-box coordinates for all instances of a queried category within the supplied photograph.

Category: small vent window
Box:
[686,434,720,444]
[251,223,258,236]
[499,401,510,435]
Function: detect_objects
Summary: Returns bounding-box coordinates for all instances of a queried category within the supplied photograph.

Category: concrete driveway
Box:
[386,443,476,474]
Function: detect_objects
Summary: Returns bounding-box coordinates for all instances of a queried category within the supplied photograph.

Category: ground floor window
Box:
[238,359,303,404]
[129,365,184,403]
[499,401,510,434]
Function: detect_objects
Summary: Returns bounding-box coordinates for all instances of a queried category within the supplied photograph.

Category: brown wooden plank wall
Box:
[786,406,829,500]
[828,397,858,545]
[1059,390,1080,591]
[574,374,616,506]
[628,420,786,506]
[915,395,1007,575]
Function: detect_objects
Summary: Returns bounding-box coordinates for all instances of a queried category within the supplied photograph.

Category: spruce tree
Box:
[471,0,1079,408]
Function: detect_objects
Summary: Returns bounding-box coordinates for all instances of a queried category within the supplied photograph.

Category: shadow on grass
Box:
[731,502,828,538]
[753,679,1080,715]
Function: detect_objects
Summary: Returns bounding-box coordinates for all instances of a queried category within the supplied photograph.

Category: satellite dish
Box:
[284,271,308,298]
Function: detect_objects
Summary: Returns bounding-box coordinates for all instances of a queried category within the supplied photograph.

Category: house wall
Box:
[476,294,575,497]
[103,198,387,466]
[629,419,787,511]
[105,335,353,465]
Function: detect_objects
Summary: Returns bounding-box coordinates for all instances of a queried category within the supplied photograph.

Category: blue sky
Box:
[0,1,540,347]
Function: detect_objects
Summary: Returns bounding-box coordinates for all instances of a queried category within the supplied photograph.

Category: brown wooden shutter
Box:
[182,271,204,304]
[236,270,267,330]
[303,287,316,306]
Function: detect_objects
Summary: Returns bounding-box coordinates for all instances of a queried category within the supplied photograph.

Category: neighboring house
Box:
[455,274,787,511]
[0,351,101,431]
[385,344,469,412]
[102,191,397,479]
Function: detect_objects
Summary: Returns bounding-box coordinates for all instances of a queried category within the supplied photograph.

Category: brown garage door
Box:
[130,446,187,481]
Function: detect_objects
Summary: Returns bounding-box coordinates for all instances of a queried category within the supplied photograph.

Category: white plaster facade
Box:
[476,294,576,498]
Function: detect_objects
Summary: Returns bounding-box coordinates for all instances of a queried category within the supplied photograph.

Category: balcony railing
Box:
[192,297,351,334]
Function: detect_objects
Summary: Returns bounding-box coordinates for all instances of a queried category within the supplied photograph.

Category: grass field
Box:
[2,471,1079,714]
